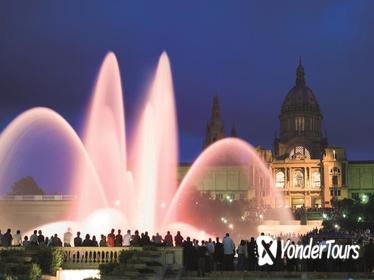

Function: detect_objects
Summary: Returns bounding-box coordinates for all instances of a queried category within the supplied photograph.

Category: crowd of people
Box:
[0,228,182,248]
[1,227,374,275]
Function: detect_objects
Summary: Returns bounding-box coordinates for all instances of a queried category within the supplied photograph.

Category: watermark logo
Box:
[256,235,277,266]
[255,236,360,266]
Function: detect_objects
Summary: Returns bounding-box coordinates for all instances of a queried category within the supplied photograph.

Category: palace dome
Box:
[281,61,321,115]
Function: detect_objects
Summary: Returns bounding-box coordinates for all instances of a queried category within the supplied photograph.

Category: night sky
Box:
[0,1,373,162]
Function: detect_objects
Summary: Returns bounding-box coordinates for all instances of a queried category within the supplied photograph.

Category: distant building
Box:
[179,59,373,208]
[271,59,344,208]
[203,95,225,149]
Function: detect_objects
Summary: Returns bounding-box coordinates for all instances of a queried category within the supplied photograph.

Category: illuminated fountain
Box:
[0,52,292,239]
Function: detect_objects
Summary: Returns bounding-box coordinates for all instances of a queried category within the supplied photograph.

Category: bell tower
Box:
[203,96,225,149]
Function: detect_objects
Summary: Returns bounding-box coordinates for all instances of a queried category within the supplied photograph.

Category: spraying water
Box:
[0,52,293,239]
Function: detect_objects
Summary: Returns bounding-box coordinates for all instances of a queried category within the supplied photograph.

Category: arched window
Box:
[275,171,285,188]
[293,170,304,188]
[295,116,305,132]
[330,167,340,186]
[289,146,311,160]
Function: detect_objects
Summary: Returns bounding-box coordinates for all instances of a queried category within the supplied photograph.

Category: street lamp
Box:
[361,194,369,204]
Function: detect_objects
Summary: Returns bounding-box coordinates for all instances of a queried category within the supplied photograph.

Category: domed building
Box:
[272,59,346,208]
[176,58,374,210]
[187,59,350,209]
[274,59,326,160]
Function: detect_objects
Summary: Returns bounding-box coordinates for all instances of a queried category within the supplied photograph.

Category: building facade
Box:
[180,59,372,209]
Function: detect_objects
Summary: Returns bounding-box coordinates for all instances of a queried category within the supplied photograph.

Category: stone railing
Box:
[60,246,183,269]
[0,246,183,270]
[0,195,76,201]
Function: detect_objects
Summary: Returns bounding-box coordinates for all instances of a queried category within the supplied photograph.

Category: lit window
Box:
[295,116,305,132]
[289,146,311,160]
[293,170,304,188]
[275,171,285,188]
[311,172,321,188]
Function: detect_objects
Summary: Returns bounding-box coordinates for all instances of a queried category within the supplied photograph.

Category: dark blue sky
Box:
[0,1,373,162]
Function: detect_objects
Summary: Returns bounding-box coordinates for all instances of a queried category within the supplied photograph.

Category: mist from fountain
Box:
[0,51,293,239]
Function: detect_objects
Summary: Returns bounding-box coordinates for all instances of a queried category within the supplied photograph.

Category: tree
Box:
[9,176,45,195]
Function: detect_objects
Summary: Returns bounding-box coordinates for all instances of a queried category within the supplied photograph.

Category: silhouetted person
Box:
[197,241,207,277]
[13,230,22,246]
[2,229,12,246]
[206,238,215,271]
[275,237,282,271]
[131,230,141,246]
[175,231,183,246]
[51,234,62,247]
[237,240,247,271]
[37,230,45,244]
[140,233,145,246]
[115,229,123,246]
[164,231,173,247]
[30,230,38,246]
[286,241,297,272]
[74,232,82,247]
[107,229,115,247]
[247,237,257,271]
[99,235,107,247]
[123,230,131,246]
[92,235,98,247]
[320,238,328,272]
[214,237,224,271]
[22,235,30,247]
[63,227,73,247]
[82,234,92,246]
[142,231,150,245]
[183,237,194,270]
[223,233,235,270]
[154,233,162,245]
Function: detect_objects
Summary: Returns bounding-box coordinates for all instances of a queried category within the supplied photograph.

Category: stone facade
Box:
[347,161,374,200]
[186,59,369,208]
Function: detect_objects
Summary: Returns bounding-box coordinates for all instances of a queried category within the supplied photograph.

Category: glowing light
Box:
[115,200,120,206]
[358,216,363,222]
[322,213,327,219]
[259,214,264,219]
[229,224,234,229]
[161,202,166,208]
[342,213,347,218]
[59,269,100,280]
[361,194,369,204]
[334,224,339,229]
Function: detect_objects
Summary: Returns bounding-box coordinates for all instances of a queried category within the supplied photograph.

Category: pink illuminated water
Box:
[82,52,127,210]
[0,52,293,240]
[0,107,107,216]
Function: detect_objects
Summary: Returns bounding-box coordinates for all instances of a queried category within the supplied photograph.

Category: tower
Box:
[273,58,327,159]
[203,96,225,149]
[230,125,237,137]
[271,58,329,209]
